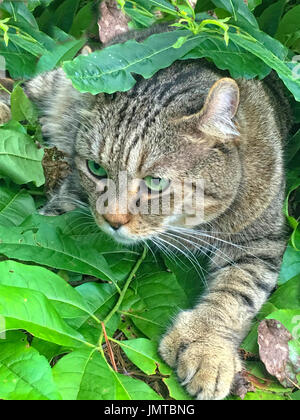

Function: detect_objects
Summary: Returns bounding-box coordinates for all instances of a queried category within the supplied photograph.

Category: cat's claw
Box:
[159,309,242,400]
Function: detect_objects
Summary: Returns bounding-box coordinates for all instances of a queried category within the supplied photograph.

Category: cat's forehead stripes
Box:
[83,62,215,177]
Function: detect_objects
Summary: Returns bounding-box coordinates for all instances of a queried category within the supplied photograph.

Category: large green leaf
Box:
[63,29,208,94]
[276,5,300,45]
[75,282,119,337]
[53,0,80,33]
[0,184,36,226]
[0,129,45,186]
[183,34,271,79]
[257,0,286,37]
[0,260,95,321]
[0,1,38,29]
[121,258,189,339]
[0,222,115,281]
[0,40,37,79]
[0,284,88,347]
[0,340,61,400]
[212,0,258,27]
[52,349,162,400]
[228,31,300,100]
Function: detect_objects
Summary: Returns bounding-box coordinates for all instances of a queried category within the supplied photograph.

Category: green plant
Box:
[0,0,299,400]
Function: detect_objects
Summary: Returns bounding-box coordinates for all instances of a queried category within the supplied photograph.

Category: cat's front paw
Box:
[159,310,242,400]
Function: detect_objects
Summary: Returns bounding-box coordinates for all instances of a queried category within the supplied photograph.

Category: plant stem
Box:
[0,82,11,95]
[104,246,147,325]
[98,246,147,348]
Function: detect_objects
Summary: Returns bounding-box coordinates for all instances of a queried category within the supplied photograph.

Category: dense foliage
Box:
[0,0,299,400]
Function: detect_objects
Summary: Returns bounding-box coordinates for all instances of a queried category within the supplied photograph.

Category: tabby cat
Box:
[0,25,291,400]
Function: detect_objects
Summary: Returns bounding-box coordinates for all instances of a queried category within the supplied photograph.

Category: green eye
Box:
[87,161,107,178]
[144,176,170,192]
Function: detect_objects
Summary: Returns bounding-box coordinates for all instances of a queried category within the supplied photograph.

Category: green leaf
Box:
[52,349,162,400]
[279,245,300,285]
[114,336,192,398]
[53,0,80,33]
[7,33,48,57]
[141,0,177,15]
[11,85,38,124]
[0,219,115,282]
[36,38,86,74]
[195,0,214,13]
[0,284,88,348]
[0,184,36,226]
[0,129,45,186]
[116,338,159,375]
[69,2,95,38]
[75,282,119,336]
[182,34,270,80]
[163,374,191,400]
[63,30,209,94]
[0,260,95,321]
[242,302,278,354]
[266,309,300,337]
[291,390,300,400]
[286,129,300,164]
[276,4,300,44]
[248,0,262,11]
[228,31,300,101]
[269,276,300,310]
[31,337,62,363]
[0,40,37,79]
[257,0,286,37]
[212,0,258,27]
[0,341,61,400]
[121,258,189,339]
[243,390,288,400]
[0,1,38,29]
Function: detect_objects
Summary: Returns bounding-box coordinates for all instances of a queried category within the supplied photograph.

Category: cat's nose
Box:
[104,213,131,230]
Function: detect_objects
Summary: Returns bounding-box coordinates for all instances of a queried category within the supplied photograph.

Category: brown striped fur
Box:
[2,26,291,399]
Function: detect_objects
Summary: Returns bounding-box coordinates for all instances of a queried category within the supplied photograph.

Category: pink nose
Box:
[103,213,131,230]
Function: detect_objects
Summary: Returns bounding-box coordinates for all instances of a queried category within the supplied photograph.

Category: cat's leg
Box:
[159,233,285,400]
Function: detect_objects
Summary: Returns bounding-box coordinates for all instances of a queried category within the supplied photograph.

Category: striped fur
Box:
[20,26,291,399]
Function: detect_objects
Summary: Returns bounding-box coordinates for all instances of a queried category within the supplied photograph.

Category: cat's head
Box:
[26,61,241,245]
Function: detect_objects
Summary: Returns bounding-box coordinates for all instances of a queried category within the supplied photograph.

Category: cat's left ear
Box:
[199,78,240,138]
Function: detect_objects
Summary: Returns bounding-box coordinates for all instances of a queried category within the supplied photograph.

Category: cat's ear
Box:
[25,69,74,110]
[199,78,240,138]
[24,69,95,156]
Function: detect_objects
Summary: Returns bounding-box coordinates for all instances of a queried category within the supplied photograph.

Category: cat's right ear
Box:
[199,78,240,138]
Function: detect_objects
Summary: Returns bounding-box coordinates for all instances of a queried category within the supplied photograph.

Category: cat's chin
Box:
[111,231,141,245]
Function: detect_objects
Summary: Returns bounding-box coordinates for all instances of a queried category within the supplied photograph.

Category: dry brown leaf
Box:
[258,319,300,388]
[42,147,70,192]
[98,0,130,44]
[232,370,256,399]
